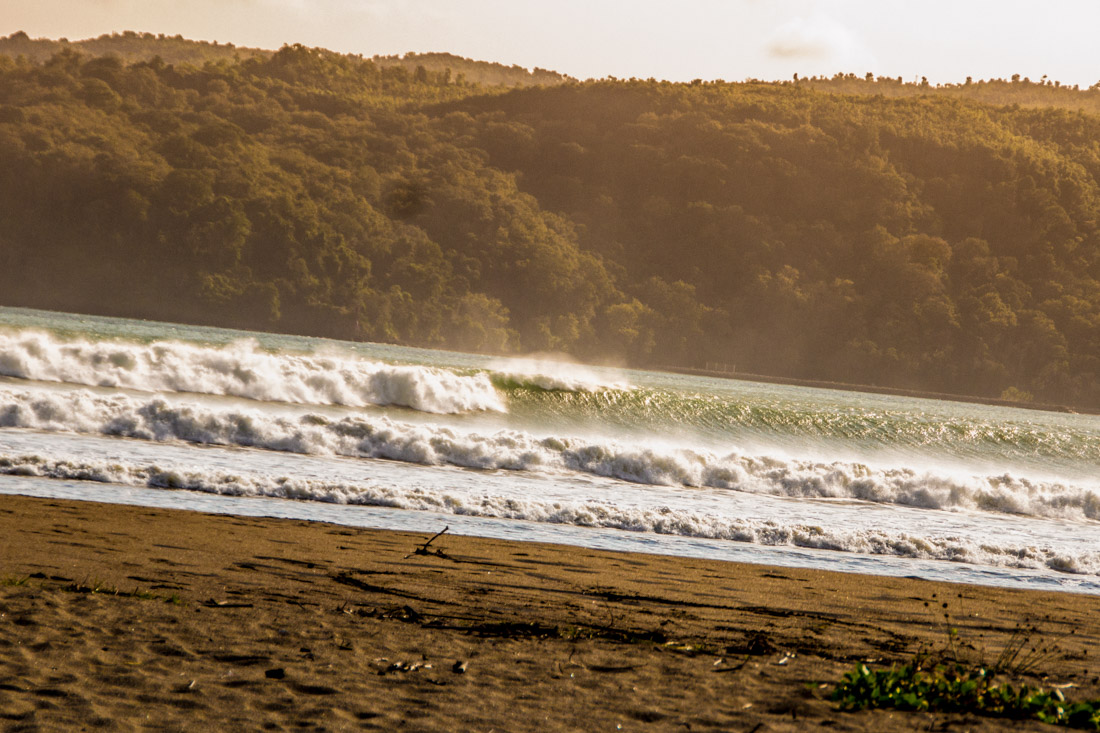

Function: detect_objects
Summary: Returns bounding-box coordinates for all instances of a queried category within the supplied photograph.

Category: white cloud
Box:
[765,13,877,73]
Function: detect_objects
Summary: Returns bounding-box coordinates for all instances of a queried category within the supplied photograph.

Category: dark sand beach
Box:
[2,493,1098,731]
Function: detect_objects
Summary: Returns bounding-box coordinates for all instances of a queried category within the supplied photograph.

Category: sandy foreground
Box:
[1,494,1098,732]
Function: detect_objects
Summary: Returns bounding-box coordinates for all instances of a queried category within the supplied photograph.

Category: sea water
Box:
[1,305,1099,594]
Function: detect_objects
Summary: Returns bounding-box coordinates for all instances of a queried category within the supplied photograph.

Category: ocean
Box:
[2,305,1099,595]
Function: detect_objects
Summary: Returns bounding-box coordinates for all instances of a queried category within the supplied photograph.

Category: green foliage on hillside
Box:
[372,52,570,88]
[801,72,1100,115]
[1,36,1099,408]
[0,30,268,66]
[0,32,567,88]
[447,80,1100,405]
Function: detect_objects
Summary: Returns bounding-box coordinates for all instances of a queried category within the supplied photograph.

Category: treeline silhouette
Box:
[1,34,1098,409]
[0,30,267,66]
[0,32,569,88]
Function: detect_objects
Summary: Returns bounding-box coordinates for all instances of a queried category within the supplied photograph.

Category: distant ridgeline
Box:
[0,31,570,88]
[1,31,1099,409]
[0,30,269,66]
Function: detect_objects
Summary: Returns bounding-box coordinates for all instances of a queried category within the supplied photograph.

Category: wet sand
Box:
[1,493,1098,731]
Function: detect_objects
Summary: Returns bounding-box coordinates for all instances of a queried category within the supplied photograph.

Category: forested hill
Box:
[0,32,569,88]
[1,36,1099,409]
[0,30,268,66]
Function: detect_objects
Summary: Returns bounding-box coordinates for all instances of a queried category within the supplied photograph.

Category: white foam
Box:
[2,386,1099,524]
[2,449,1097,576]
[0,330,503,414]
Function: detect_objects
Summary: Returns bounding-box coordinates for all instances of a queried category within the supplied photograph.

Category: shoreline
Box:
[2,493,1098,730]
[4,475,1095,597]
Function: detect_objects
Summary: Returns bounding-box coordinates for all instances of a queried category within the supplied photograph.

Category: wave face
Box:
[492,386,1100,472]
[3,387,1098,525]
[5,328,1097,476]
[0,330,503,414]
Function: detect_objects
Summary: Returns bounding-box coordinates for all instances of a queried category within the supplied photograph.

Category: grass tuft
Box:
[830,661,1100,729]
[63,578,121,595]
[62,577,183,603]
[831,598,1098,729]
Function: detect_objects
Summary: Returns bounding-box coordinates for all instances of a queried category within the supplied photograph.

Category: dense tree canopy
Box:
[1,33,1099,409]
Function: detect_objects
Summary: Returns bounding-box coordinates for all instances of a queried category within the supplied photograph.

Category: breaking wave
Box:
[3,450,1097,576]
[0,330,502,414]
[2,386,1098,524]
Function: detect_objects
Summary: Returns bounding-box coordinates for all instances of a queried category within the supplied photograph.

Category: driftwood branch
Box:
[404,526,452,560]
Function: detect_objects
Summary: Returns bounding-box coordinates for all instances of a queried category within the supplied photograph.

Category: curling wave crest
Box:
[0,331,502,414]
[2,387,1098,524]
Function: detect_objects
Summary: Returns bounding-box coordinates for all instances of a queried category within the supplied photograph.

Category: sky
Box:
[4,0,1099,88]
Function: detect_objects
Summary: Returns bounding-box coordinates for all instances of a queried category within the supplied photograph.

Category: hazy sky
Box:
[4,0,1099,87]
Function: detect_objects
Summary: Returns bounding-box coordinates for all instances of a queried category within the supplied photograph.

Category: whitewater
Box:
[2,306,1100,594]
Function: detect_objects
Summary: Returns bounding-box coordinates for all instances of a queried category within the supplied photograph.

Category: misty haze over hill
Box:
[1,32,1099,409]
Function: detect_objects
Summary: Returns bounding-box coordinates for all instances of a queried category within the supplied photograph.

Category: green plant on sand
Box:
[830,602,1099,729]
[831,660,1100,729]
[62,577,181,603]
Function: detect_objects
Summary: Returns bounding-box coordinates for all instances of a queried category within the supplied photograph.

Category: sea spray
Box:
[488,355,629,392]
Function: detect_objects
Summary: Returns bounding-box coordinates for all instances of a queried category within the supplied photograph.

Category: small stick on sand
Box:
[405,526,451,559]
